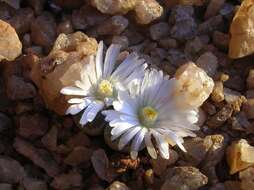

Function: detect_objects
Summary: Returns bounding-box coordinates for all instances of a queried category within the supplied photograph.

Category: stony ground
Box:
[0,0,254,190]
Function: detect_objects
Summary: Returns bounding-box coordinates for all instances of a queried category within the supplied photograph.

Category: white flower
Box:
[102,69,200,159]
[60,41,147,126]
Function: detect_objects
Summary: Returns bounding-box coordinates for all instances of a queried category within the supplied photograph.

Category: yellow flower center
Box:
[139,106,158,127]
[97,80,113,98]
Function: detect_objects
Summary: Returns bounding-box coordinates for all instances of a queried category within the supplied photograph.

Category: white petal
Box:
[145,132,157,159]
[86,101,104,122]
[118,126,141,150]
[164,131,186,152]
[66,102,86,115]
[153,131,169,159]
[111,124,136,141]
[96,41,104,80]
[103,44,120,78]
[68,98,84,104]
[79,103,94,126]
[87,56,98,85]
[102,110,121,122]
[61,86,87,96]
[130,128,147,159]
[111,53,138,79]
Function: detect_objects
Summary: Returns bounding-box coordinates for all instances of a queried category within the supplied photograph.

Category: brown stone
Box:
[226,139,254,174]
[229,0,254,58]
[6,75,36,100]
[41,125,58,151]
[196,52,218,77]
[51,171,83,189]
[211,81,224,103]
[64,146,92,166]
[30,32,97,115]
[14,137,60,177]
[91,0,137,15]
[161,167,208,190]
[17,113,49,139]
[134,0,163,24]
[247,69,254,90]
[174,62,215,108]
[0,19,22,61]
[96,16,128,36]
[91,149,117,182]
[31,12,56,49]
[8,8,34,35]
[150,150,178,176]
[106,181,129,190]
[204,0,226,19]
[0,156,25,184]
[243,99,254,119]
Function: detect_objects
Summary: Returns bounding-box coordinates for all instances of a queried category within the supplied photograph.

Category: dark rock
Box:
[51,171,83,190]
[206,105,234,128]
[106,181,129,190]
[41,125,58,151]
[0,113,11,132]
[150,22,170,40]
[0,184,12,190]
[198,15,224,35]
[23,177,48,190]
[31,12,56,49]
[26,0,46,14]
[96,16,128,36]
[91,149,117,182]
[14,137,60,177]
[64,146,92,166]
[0,156,25,184]
[161,167,208,190]
[169,5,197,41]
[8,8,34,35]
[6,75,36,100]
[17,113,49,139]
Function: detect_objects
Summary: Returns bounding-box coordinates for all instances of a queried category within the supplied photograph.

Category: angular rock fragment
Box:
[91,0,137,15]
[198,15,223,35]
[134,0,163,24]
[106,181,129,190]
[240,167,254,190]
[211,81,224,103]
[229,0,254,58]
[51,171,82,190]
[150,150,178,176]
[247,69,254,90]
[173,62,214,108]
[204,0,226,19]
[23,177,48,190]
[0,19,22,61]
[14,137,60,177]
[243,99,254,119]
[0,184,12,190]
[161,167,208,190]
[41,125,58,151]
[96,16,128,36]
[169,5,197,41]
[0,156,25,184]
[30,32,97,115]
[64,146,92,166]
[226,139,254,174]
[6,75,36,100]
[31,12,56,49]
[8,8,34,35]
[91,149,116,182]
[206,105,233,128]
[17,113,49,139]
[196,52,218,77]
[149,22,170,40]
